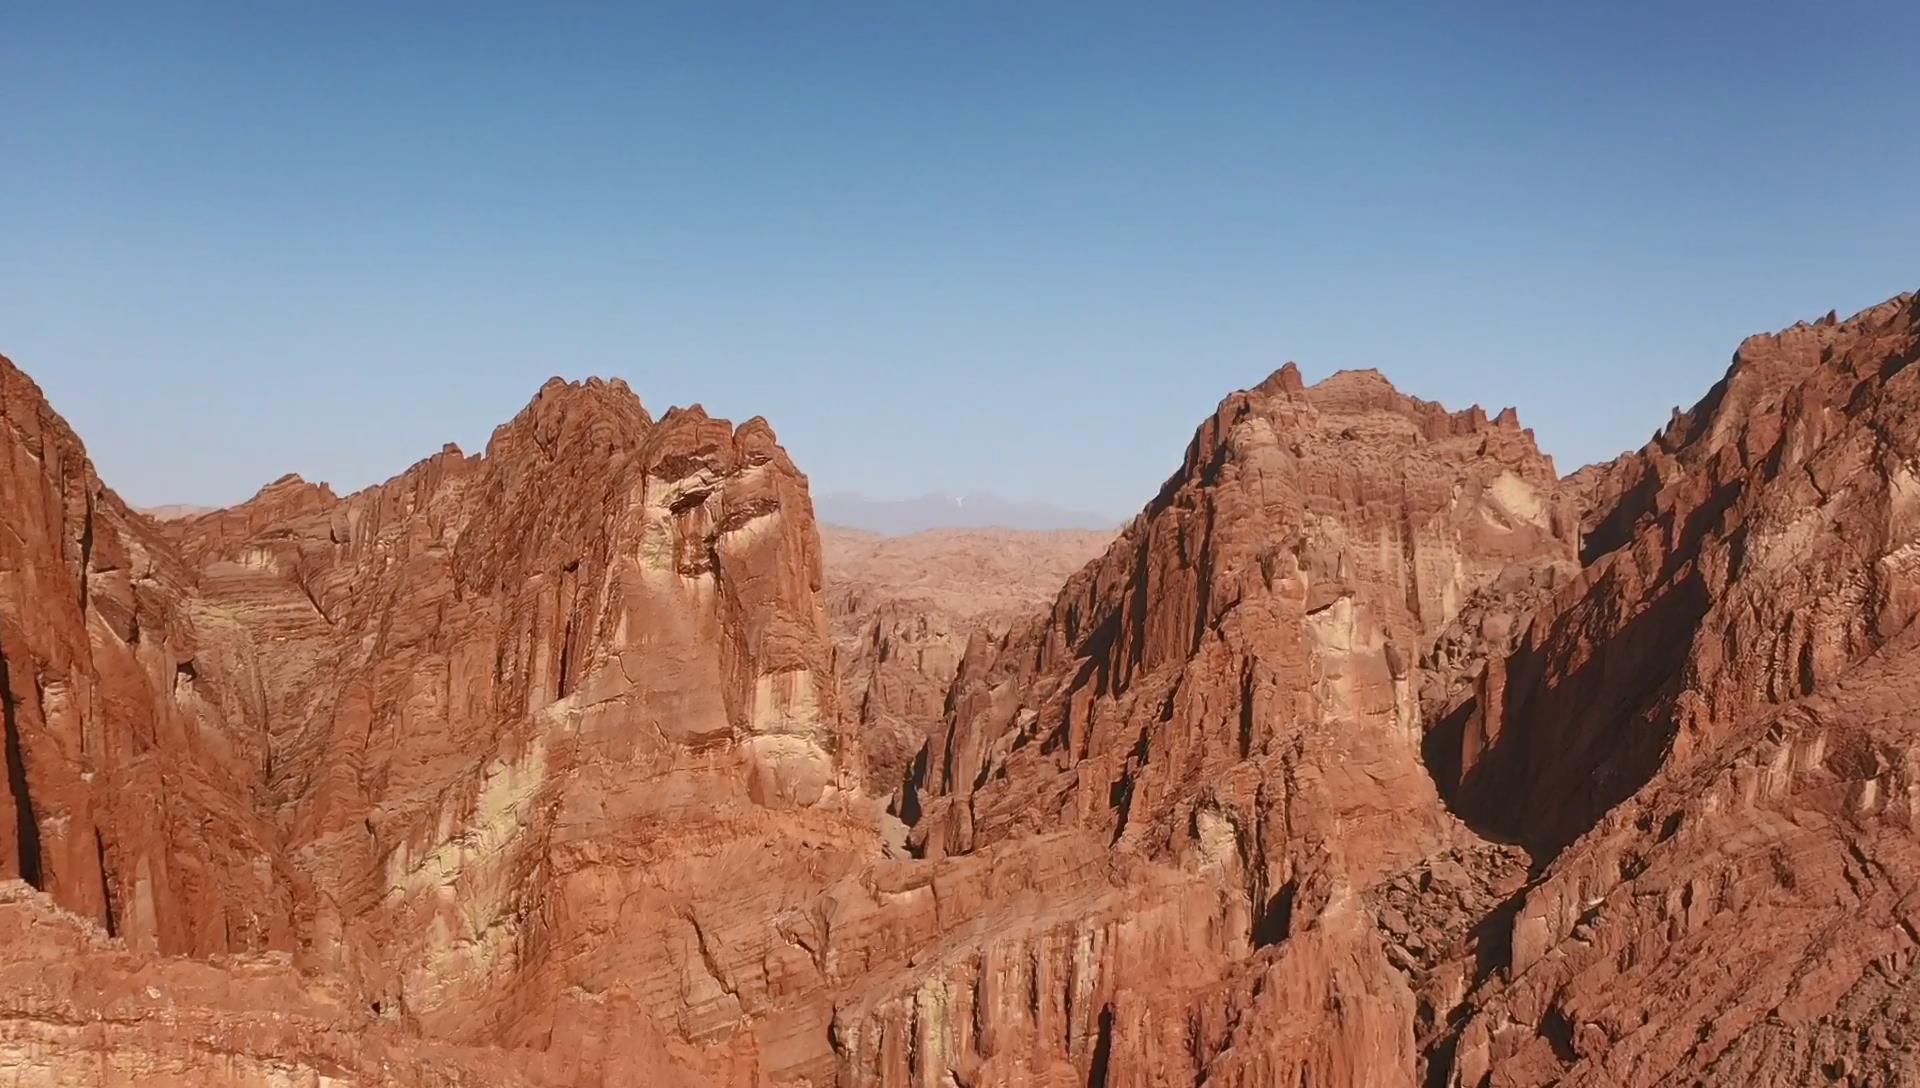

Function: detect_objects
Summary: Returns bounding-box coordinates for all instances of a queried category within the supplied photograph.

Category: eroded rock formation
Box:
[885,362,1579,1087]
[0,356,291,960]
[820,525,1112,795]
[3,363,866,1085]
[1,290,1918,1087]
[1429,293,1920,1085]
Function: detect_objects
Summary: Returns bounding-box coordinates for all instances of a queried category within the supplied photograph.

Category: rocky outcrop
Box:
[0,882,539,1087]
[168,377,872,1084]
[5,289,1920,1088]
[911,364,1577,858]
[1442,296,1920,853]
[0,355,293,961]
[3,360,877,1084]
[1427,293,1920,1085]
[883,362,1579,1085]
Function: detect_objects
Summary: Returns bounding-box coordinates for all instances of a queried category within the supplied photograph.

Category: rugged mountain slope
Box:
[0,356,293,958]
[1429,293,1920,1085]
[820,525,1113,793]
[0,357,336,1083]
[1,362,878,1084]
[165,378,880,1086]
[874,362,1581,1086]
[3,290,1918,1087]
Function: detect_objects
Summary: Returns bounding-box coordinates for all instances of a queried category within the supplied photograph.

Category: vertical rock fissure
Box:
[1237,659,1256,758]
[78,487,96,615]
[0,649,45,889]
[1087,1003,1116,1088]
[1399,473,1422,621]
[557,615,577,699]
[94,827,117,937]
[1252,878,1297,948]
[556,563,580,699]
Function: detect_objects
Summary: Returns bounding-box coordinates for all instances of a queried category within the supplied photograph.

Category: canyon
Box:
[1,290,1917,1086]
[822,524,1112,797]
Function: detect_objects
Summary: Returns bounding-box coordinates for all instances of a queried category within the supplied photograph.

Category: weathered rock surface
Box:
[3,290,1919,1087]
[4,361,870,1084]
[1428,292,1920,1086]
[820,525,1112,795]
[172,378,875,1085]
[883,362,1578,1086]
[0,882,532,1087]
[0,356,293,961]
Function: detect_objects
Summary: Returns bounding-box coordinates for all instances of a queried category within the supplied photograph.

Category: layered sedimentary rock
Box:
[820,525,1111,794]
[2,349,1584,1086]
[911,365,1577,858]
[879,363,1580,1086]
[4,290,1919,1088]
[2,362,872,1084]
[0,884,523,1087]
[1428,293,1920,1085]
[0,356,293,960]
[170,378,874,1085]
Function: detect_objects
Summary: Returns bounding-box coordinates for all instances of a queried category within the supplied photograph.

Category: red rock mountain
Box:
[896,362,1579,1086]
[1430,294,1920,1085]
[1,290,1917,1086]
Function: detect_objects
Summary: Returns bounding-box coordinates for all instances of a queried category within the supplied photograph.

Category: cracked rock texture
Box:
[1428,293,1920,1086]
[1,290,1919,1086]
[896,361,1579,1088]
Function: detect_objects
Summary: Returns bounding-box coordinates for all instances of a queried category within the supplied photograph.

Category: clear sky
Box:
[4,3,1915,518]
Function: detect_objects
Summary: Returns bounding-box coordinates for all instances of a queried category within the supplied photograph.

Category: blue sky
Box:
[3,2,1914,517]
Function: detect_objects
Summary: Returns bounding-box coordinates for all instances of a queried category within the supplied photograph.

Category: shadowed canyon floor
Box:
[1,291,1918,1086]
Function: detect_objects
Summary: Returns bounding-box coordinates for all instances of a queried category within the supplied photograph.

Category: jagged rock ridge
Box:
[1430,293,1920,1085]
[0,290,1917,1087]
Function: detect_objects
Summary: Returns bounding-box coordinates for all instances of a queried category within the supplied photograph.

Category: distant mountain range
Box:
[138,504,217,521]
[813,491,1116,534]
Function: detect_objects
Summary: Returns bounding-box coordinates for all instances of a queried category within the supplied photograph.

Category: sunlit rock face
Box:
[1430,294,1920,1087]
[2,290,1919,1088]
[168,377,869,1073]
[883,362,1579,1087]
[2,359,875,1085]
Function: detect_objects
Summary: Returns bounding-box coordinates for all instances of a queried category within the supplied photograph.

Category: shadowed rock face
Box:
[2,290,1919,1088]
[1430,293,1920,1087]
[1438,296,1920,856]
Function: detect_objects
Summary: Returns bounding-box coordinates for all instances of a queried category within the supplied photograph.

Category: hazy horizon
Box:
[6,3,1917,516]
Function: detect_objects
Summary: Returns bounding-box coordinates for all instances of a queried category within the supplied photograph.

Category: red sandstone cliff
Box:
[3,362,865,1083]
[876,362,1578,1086]
[0,357,294,957]
[1,290,1918,1086]
[1428,293,1920,1085]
